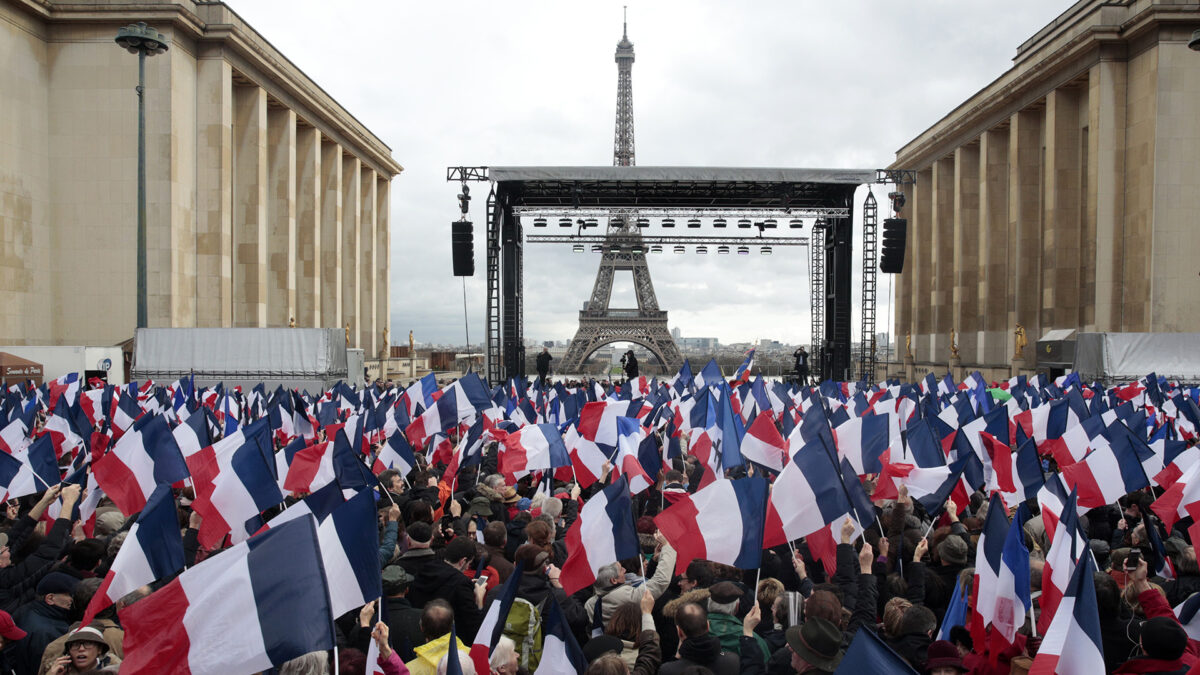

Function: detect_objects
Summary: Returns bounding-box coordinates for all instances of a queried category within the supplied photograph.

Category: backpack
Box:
[503,597,546,671]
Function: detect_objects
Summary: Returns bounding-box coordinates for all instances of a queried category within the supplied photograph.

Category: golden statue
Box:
[383,327,390,349]
[345,323,351,347]
[905,333,912,359]
[950,329,960,359]
[288,316,295,328]
[1014,323,1027,359]
[409,330,414,353]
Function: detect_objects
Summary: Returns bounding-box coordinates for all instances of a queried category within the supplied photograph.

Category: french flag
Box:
[654,476,767,575]
[470,560,524,675]
[899,454,973,517]
[532,597,587,675]
[317,489,383,617]
[1040,487,1088,635]
[187,420,284,548]
[612,417,654,494]
[92,414,189,515]
[499,423,570,476]
[373,432,415,476]
[1028,551,1104,675]
[1060,440,1150,510]
[172,409,212,459]
[258,481,344,534]
[762,438,851,549]
[80,483,183,627]
[740,411,788,472]
[971,495,1031,658]
[832,412,889,476]
[1152,459,1200,545]
[119,517,337,675]
[0,417,30,455]
[693,358,724,390]
[731,349,755,387]
[47,373,80,413]
[564,423,608,489]
[560,476,639,595]
[0,437,60,501]
[403,373,438,416]
[282,441,335,496]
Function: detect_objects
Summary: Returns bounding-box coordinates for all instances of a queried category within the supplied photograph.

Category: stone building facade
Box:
[890,0,1200,381]
[1,0,402,356]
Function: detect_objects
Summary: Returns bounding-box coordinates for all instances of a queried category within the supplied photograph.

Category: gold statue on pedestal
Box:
[409,330,415,353]
[288,316,295,328]
[345,323,351,347]
[382,327,390,357]
[905,333,912,359]
[1014,323,1027,360]
[950,329,960,359]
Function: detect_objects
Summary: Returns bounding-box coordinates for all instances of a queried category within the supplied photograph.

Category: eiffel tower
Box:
[559,16,683,375]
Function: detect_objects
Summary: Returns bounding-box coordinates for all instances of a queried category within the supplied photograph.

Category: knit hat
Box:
[785,618,844,671]
[406,522,433,545]
[1137,616,1188,660]
[925,639,967,672]
[62,626,109,653]
[636,516,657,534]
[938,536,968,566]
[37,572,80,596]
[516,497,531,512]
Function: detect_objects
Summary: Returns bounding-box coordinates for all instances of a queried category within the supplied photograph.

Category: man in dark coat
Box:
[10,572,78,675]
[659,602,738,675]
[535,348,552,386]
[378,566,424,662]
[406,537,485,641]
[0,486,79,613]
[622,351,638,379]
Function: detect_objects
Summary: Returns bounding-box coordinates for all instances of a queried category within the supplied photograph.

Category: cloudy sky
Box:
[232,0,1067,349]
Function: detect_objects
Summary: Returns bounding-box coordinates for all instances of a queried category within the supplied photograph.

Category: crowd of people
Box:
[0,366,1195,675]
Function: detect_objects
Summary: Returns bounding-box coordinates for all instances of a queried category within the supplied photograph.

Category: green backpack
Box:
[503,597,546,671]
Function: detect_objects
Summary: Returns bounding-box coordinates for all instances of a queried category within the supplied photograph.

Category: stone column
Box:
[320,141,343,329]
[1008,108,1043,361]
[266,106,296,328]
[232,84,268,327]
[979,127,1010,365]
[1043,87,1083,331]
[295,126,322,326]
[341,154,361,346]
[911,169,933,363]
[953,143,980,366]
[195,55,233,327]
[931,156,955,363]
[1089,52,1126,332]
[376,177,391,360]
[359,166,377,356]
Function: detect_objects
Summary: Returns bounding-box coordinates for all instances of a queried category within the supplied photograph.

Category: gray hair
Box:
[483,474,506,490]
[279,650,328,675]
[437,650,476,675]
[106,531,128,561]
[708,598,739,616]
[595,562,623,588]
[540,497,563,521]
[489,636,517,670]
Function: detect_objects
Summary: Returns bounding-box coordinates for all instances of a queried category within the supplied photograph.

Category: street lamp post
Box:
[115,22,168,329]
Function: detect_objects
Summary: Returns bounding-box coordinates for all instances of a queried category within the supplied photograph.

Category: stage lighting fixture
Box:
[760,246,772,255]
[636,218,650,228]
[592,244,603,252]
[696,245,708,254]
[630,243,645,254]
[789,219,803,229]
[559,217,571,227]
[737,246,750,255]
[673,245,685,254]
[608,243,621,253]
[662,217,675,228]
[687,218,701,228]
[572,244,584,253]
[717,245,730,254]
[533,217,547,227]
[737,219,751,229]
[611,217,625,228]
[649,244,663,253]
[764,218,778,228]
[713,218,727,228]
[585,218,599,228]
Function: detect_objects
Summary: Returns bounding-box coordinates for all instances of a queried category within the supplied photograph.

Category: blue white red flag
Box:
[560,476,639,595]
[655,476,767,574]
[92,413,189,515]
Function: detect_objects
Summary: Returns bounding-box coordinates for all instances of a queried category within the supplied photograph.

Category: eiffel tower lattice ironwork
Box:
[559,16,683,375]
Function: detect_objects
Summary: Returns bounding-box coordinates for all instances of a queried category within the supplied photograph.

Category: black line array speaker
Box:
[452,221,474,277]
[880,218,907,274]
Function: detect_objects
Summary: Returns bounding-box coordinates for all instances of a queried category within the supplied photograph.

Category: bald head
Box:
[420,599,454,640]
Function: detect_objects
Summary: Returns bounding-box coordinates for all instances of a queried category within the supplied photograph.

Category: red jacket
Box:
[1116,588,1200,674]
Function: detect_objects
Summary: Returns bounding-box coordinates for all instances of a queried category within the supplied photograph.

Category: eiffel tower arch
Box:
[559,234,682,374]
